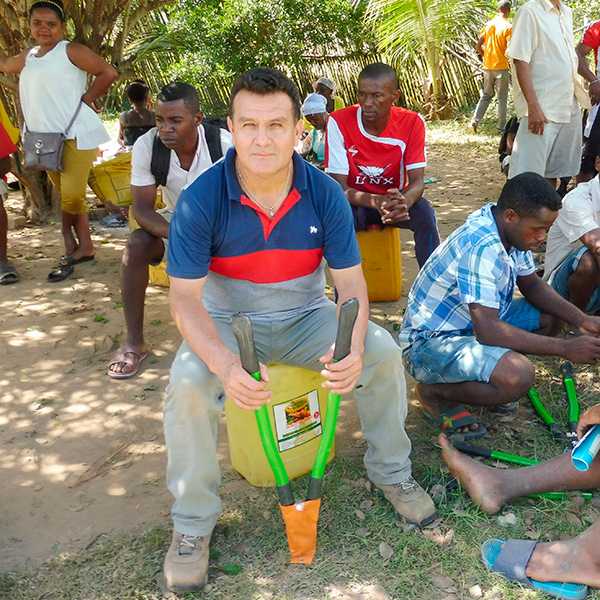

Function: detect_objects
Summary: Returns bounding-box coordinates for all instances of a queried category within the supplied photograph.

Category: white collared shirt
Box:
[544,176,600,282]
[130,125,232,211]
[506,0,589,122]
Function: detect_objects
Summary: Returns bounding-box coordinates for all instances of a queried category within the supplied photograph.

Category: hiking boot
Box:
[163,530,211,593]
[369,476,436,527]
[468,121,478,134]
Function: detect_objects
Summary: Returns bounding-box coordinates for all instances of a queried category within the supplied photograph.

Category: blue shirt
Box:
[167,148,361,320]
[399,203,535,346]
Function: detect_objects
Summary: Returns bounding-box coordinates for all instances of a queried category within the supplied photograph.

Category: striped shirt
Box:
[399,204,535,347]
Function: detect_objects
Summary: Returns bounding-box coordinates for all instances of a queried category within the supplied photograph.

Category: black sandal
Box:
[48,264,75,282]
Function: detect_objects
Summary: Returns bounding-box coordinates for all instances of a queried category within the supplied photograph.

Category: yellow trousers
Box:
[47,139,97,215]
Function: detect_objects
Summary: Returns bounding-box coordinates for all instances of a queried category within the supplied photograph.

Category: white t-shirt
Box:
[544,176,600,282]
[130,124,232,211]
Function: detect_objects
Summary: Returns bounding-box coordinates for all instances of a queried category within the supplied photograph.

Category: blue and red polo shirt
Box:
[167,148,361,320]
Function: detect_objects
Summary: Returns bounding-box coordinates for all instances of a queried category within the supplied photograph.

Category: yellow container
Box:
[357,225,402,302]
[225,364,334,487]
[128,195,170,288]
[88,152,133,207]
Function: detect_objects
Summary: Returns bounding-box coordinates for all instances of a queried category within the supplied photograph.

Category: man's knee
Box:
[407,197,437,228]
[490,351,535,396]
[573,251,600,281]
[166,348,222,417]
[363,324,402,368]
[537,313,563,337]
[124,228,163,265]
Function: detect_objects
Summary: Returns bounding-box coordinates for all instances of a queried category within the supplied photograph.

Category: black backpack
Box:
[150,122,224,187]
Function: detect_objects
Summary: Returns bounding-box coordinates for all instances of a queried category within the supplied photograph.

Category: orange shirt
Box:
[481,14,513,70]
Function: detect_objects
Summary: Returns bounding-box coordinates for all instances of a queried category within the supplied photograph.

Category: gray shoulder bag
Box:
[22,102,83,172]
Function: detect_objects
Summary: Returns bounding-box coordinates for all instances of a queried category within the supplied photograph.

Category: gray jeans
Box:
[163,301,412,537]
[472,69,509,130]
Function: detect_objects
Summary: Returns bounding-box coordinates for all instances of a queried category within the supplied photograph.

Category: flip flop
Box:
[495,401,518,414]
[108,346,149,380]
[59,254,96,267]
[0,264,19,285]
[100,214,127,227]
[47,264,75,282]
[482,539,588,599]
[424,406,487,440]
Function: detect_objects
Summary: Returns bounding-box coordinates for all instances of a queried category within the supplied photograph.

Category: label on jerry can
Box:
[273,389,323,452]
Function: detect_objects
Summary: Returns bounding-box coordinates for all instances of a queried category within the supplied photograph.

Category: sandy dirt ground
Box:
[0,136,504,573]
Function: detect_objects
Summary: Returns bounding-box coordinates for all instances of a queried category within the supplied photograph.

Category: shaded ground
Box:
[0,125,505,574]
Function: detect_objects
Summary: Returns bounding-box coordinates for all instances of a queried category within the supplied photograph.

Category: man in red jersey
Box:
[325,62,440,268]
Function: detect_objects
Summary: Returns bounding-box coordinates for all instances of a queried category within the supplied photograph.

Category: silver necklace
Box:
[238,163,292,218]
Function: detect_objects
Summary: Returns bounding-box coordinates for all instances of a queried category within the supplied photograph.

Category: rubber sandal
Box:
[59,254,95,267]
[0,264,19,285]
[495,401,518,414]
[47,264,75,282]
[424,406,487,440]
[100,214,126,227]
[482,539,588,599]
[108,346,149,380]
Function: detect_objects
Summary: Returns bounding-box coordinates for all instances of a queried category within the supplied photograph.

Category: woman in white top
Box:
[0,0,117,281]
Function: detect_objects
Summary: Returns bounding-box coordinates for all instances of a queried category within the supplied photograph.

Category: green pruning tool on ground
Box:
[528,361,579,449]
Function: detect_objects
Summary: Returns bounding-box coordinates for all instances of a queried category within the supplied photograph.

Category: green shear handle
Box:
[230,297,359,506]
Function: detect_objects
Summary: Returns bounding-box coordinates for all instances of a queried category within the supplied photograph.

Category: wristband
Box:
[591,79,600,85]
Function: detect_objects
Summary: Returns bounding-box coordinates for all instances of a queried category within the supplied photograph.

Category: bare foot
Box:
[438,433,505,515]
[526,524,600,587]
[416,383,480,434]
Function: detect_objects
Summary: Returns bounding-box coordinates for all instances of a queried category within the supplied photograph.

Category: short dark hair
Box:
[126,81,150,104]
[358,63,399,89]
[229,67,302,122]
[497,172,562,217]
[156,82,200,114]
[29,0,65,22]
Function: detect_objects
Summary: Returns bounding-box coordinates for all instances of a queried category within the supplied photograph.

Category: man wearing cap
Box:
[469,1,513,134]
[505,0,590,187]
[325,62,440,268]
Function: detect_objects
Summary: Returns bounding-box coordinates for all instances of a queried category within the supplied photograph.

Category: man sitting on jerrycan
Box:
[160,67,436,594]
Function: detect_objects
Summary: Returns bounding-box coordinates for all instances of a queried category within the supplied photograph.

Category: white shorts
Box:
[508,99,582,180]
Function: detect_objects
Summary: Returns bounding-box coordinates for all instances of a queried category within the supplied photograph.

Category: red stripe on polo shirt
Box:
[210,248,323,283]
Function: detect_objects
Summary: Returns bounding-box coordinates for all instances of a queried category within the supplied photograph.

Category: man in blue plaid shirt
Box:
[399,172,600,439]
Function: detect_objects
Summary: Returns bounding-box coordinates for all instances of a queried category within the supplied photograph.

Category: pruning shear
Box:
[450,438,592,501]
[528,361,579,449]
